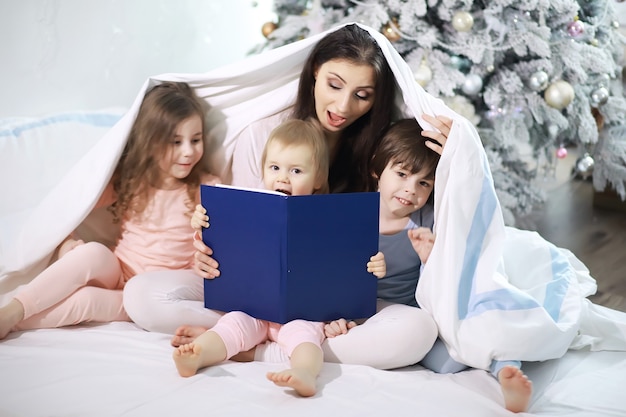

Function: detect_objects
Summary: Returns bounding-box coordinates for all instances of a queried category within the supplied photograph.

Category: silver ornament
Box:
[529,71,549,91]
[574,153,595,179]
[462,74,483,96]
[590,86,609,107]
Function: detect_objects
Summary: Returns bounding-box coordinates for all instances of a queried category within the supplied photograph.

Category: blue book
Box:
[201,184,379,324]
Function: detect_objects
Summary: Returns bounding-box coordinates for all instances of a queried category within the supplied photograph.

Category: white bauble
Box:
[414,63,433,87]
[452,11,474,32]
[544,80,575,110]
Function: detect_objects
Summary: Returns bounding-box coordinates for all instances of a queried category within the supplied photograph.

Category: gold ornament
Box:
[544,80,575,110]
[382,21,401,42]
[262,21,277,38]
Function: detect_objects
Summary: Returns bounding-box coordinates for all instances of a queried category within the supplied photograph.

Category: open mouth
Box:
[327,111,346,128]
[275,189,292,195]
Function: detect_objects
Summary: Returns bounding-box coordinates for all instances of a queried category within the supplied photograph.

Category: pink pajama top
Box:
[113,186,196,282]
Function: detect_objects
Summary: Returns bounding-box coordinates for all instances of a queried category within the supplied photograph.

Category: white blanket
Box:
[2,23,626,372]
[415,102,626,369]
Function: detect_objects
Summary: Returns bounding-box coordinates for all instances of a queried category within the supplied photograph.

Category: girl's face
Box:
[262,141,321,196]
[157,114,204,189]
[313,59,376,136]
[377,161,434,221]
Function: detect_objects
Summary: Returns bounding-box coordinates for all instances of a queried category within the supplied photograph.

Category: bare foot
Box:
[499,365,532,413]
[173,343,204,377]
[266,368,317,397]
[171,325,207,347]
[0,299,25,340]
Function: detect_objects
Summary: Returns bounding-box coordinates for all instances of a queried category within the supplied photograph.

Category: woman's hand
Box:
[324,318,357,338]
[367,251,386,278]
[421,114,453,155]
[192,238,220,279]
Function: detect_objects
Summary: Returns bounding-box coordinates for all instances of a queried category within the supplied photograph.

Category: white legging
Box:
[123,270,438,370]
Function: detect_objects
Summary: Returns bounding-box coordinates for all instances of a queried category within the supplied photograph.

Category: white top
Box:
[230,109,291,188]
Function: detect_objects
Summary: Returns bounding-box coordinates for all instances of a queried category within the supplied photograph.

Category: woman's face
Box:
[313,59,376,135]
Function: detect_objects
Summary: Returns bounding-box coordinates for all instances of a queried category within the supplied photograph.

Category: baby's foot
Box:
[266,368,317,397]
[170,325,207,347]
[173,343,203,377]
[499,365,532,413]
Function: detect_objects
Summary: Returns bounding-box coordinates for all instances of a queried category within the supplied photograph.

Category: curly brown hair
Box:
[109,81,208,222]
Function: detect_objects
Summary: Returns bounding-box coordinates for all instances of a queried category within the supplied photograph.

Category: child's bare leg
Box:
[0,299,25,339]
[172,330,227,377]
[266,342,322,397]
[498,365,532,413]
[170,325,207,347]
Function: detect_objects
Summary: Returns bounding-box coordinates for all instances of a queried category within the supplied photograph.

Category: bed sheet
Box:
[1,321,625,417]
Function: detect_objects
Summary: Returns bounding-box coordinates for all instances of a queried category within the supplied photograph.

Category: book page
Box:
[213,183,287,196]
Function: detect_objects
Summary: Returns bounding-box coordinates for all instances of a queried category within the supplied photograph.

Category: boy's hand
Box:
[324,318,357,338]
[191,204,209,232]
[408,227,435,264]
[367,251,386,278]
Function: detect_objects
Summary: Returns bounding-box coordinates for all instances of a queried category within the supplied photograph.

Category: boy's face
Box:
[262,141,321,196]
[377,161,434,220]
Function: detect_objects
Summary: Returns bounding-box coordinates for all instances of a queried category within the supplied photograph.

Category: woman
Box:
[123,24,441,370]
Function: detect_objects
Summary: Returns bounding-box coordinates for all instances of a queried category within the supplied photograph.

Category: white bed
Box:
[1,321,626,416]
[2,24,626,416]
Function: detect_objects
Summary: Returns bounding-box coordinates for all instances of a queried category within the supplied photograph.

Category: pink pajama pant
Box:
[211,311,325,360]
[13,241,130,331]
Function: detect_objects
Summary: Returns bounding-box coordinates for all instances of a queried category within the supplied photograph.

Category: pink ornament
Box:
[556,146,568,159]
[567,20,584,37]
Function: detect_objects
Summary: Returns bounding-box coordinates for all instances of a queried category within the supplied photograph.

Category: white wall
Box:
[0,0,275,117]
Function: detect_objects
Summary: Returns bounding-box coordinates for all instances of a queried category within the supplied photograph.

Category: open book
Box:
[201,184,380,324]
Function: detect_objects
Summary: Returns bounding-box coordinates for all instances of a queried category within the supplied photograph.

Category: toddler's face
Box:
[262,141,321,196]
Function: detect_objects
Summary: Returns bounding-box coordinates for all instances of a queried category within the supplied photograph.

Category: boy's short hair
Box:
[370,118,440,180]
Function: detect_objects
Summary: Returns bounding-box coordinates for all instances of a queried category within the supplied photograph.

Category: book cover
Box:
[201,184,379,324]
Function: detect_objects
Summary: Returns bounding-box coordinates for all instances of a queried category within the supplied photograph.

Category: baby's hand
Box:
[367,251,386,278]
[191,204,209,232]
[324,319,356,338]
[58,238,85,259]
[408,227,435,264]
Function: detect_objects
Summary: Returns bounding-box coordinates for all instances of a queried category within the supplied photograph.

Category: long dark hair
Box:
[292,24,396,193]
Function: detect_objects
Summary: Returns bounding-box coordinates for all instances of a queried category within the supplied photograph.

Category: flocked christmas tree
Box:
[255,0,626,224]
